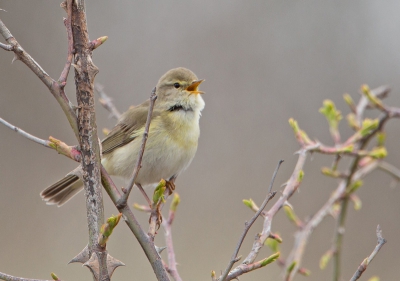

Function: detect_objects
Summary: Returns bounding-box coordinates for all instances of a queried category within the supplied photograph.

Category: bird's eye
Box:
[173,83,180,89]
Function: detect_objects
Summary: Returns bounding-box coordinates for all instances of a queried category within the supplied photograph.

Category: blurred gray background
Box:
[1,1,400,280]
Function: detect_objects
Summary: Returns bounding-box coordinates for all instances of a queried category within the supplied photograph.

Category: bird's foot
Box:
[165,179,176,195]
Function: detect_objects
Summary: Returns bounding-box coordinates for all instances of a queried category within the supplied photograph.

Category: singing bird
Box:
[41,67,205,206]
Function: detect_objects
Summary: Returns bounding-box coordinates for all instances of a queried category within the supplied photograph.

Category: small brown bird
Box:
[41,67,205,206]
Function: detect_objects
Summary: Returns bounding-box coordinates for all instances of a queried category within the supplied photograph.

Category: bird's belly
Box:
[102,130,198,186]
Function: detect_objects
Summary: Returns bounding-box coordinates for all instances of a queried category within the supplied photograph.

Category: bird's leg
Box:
[149,205,163,232]
[136,183,152,206]
[165,176,176,195]
[148,179,168,231]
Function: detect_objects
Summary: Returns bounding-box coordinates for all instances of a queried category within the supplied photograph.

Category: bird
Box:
[40,67,205,206]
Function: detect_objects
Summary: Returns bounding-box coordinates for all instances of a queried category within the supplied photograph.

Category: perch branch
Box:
[117,87,157,206]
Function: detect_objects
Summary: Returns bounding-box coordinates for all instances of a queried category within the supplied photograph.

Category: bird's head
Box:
[156,67,205,113]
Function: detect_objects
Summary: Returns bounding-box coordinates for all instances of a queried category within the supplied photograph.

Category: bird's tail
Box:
[40,172,83,207]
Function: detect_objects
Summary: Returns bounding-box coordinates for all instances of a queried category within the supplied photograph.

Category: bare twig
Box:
[349,225,387,281]
[219,160,283,281]
[241,152,306,269]
[0,117,81,162]
[95,83,122,120]
[0,41,12,51]
[117,87,157,206]
[0,117,49,147]
[0,272,57,281]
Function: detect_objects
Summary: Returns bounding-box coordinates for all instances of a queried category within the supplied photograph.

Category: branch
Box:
[100,166,171,281]
[284,86,397,281]
[117,88,157,206]
[349,225,387,281]
[219,160,283,281]
[69,1,109,280]
[0,15,79,139]
[0,117,81,162]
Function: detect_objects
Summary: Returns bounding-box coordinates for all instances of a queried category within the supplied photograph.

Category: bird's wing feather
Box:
[101,100,160,155]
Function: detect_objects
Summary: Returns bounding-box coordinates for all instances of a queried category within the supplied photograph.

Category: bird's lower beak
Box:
[186,79,204,94]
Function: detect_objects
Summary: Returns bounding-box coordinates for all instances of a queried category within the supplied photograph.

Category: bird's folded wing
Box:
[101,100,160,155]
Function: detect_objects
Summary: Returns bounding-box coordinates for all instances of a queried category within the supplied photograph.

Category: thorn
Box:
[11,54,19,64]
[107,254,125,278]
[69,245,90,264]
[83,253,100,281]
[155,245,167,254]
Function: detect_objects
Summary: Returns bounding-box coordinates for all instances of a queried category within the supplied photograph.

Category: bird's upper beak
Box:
[186,79,204,94]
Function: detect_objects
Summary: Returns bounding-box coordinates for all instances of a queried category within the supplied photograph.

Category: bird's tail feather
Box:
[40,174,83,206]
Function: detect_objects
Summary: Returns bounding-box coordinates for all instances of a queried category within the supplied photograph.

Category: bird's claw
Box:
[165,180,176,195]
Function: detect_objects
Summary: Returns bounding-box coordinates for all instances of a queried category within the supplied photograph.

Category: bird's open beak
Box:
[186,79,204,94]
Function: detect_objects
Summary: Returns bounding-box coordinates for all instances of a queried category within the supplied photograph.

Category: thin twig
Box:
[0,117,49,147]
[95,83,122,120]
[219,160,283,281]
[0,41,12,50]
[349,225,387,281]
[0,272,56,281]
[0,117,81,162]
[118,87,157,206]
